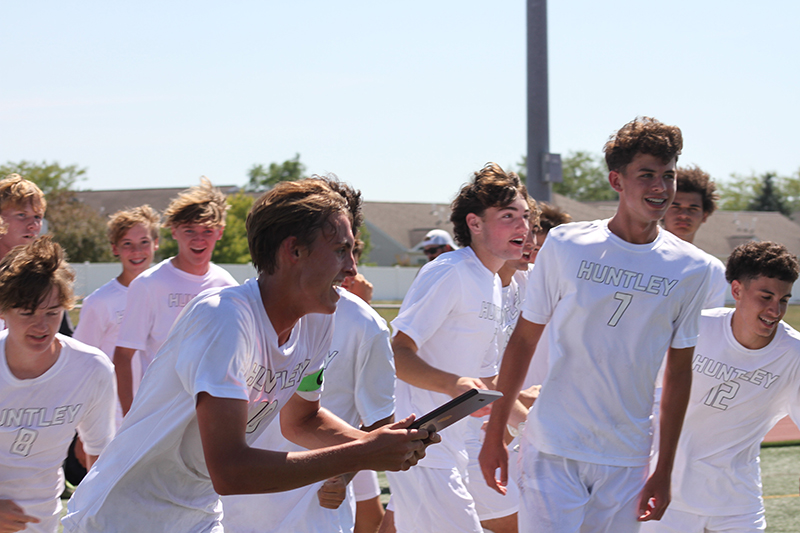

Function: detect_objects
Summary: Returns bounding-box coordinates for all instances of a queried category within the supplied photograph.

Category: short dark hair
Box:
[246,176,362,275]
[450,163,530,247]
[0,236,75,311]
[725,241,799,284]
[676,165,719,216]
[603,116,683,172]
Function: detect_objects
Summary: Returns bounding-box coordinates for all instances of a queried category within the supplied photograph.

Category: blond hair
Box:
[108,205,161,245]
[0,174,46,214]
[163,177,229,229]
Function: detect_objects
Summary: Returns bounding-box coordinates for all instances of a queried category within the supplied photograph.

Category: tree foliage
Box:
[1,160,112,262]
[517,152,617,202]
[0,160,86,195]
[246,154,307,192]
[718,171,800,215]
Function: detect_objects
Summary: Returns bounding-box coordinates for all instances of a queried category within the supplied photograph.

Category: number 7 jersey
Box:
[520,219,713,466]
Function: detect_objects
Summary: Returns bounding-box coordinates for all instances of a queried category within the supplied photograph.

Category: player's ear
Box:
[608,171,623,192]
[730,279,743,303]
[466,212,482,235]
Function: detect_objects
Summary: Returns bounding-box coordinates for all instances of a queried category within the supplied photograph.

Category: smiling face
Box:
[662,190,708,243]
[170,223,224,275]
[730,275,793,350]
[112,223,158,283]
[295,211,357,315]
[611,152,677,237]
[0,202,44,257]
[504,226,537,272]
[1,286,63,363]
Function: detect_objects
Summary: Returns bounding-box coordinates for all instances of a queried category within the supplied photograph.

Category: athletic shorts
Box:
[464,435,520,520]
[385,466,482,533]
[639,506,766,533]
[518,442,649,533]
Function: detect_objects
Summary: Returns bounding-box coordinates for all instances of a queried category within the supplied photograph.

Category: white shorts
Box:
[464,434,520,520]
[518,442,649,533]
[385,466,482,533]
[639,506,766,533]
[352,470,381,502]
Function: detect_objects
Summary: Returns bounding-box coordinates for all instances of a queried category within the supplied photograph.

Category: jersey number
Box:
[10,428,38,457]
[704,381,740,411]
[607,292,633,327]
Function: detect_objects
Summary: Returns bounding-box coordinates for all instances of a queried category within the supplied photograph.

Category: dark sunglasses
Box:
[423,245,445,256]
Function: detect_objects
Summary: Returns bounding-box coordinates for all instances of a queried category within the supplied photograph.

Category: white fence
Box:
[72,263,421,302]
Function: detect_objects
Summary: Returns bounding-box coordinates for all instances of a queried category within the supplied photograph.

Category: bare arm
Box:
[638,346,693,522]
[113,346,137,415]
[280,393,365,450]
[392,331,487,398]
[196,392,434,496]
[479,318,545,494]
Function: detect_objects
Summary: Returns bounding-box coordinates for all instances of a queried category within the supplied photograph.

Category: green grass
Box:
[762,445,800,532]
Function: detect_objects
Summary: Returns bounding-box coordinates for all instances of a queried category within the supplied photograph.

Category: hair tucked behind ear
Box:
[0,235,75,311]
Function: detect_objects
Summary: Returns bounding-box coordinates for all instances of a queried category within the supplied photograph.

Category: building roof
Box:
[74,185,243,217]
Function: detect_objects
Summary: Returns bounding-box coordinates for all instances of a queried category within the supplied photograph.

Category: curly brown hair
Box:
[0,235,75,311]
[603,117,683,172]
[450,163,531,247]
[246,175,362,276]
[676,165,719,216]
[725,241,799,284]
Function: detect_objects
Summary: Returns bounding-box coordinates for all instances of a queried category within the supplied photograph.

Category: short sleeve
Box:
[74,295,109,353]
[521,235,561,325]
[391,264,461,347]
[670,263,713,349]
[354,328,396,427]
[295,317,334,402]
[116,276,154,351]
[77,358,117,456]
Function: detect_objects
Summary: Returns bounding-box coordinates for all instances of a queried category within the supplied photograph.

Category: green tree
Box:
[747,173,790,215]
[213,193,255,264]
[246,154,307,192]
[517,152,617,202]
[717,173,760,211]
[0,160,86,195]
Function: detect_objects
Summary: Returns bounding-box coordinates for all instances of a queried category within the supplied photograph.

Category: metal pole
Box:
[526,0,552,203]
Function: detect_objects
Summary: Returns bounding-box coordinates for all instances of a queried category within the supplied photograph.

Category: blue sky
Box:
[2,1,798,203]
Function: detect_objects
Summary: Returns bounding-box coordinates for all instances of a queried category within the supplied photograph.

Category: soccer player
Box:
[112,178,237,415]
[221,237,396,533]
[0,237,116,533]
[641,241,800,533]
[661,165,727,306]
[480,117,713,532]
[386,163,531,533]
[73,205,160,426]
[62,177,435,533]
[529,202,572,265]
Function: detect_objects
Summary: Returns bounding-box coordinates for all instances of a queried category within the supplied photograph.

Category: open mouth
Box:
[129,258,147,265]
[759,316,777,327]
[645,198,667,207]
[190,247,207,254]
[510,237,524,246]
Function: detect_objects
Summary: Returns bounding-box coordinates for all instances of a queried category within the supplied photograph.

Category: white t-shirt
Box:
[221,288,396,533]
[705,254,728,308]
[115,258,237,392]
[0,334,116,533]
[74,278,127,359]
[521,219,712,467]
[62,279,333,533]
[392,246,502,469]
[668,308,800,517]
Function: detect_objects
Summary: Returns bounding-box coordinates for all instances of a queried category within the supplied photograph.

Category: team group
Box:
[0,115,797,533]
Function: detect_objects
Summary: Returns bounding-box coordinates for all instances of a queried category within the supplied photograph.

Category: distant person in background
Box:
[342,239,374,304]
[529,203,572,265]
[0,237,116,533]
[641,241,800,533]
[661,165,727,306]
[112,178,237,416]
[74,205,160,427]
[414,229,457,262]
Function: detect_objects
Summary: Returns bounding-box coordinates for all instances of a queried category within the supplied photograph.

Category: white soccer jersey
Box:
[221,288,395,533]
[705,254,728,308]
[74,278,127,359]
[115,258,237,392]
[0,334,116,533]
[667,308,800,517]
[62,279,332,533]
[392,246,502,469]
[521,219,712,467]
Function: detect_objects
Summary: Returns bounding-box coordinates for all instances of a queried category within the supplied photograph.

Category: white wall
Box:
[73,263,421,302]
